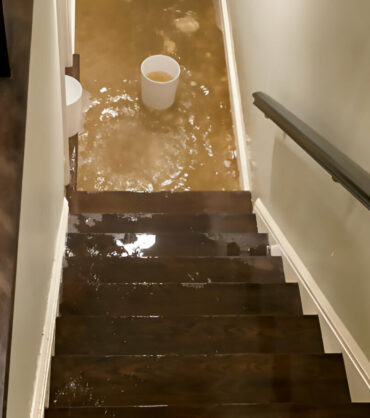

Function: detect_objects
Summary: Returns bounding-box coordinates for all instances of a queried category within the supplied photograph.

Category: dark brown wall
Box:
[0,0,33,415]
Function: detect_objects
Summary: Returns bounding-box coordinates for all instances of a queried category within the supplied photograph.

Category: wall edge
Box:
[220,0,251,191]
[30,198,69,418]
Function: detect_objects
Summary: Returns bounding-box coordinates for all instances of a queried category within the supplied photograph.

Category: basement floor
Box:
[76,0,240,192]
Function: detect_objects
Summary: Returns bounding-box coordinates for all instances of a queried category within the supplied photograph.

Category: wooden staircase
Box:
[46,191,370,417]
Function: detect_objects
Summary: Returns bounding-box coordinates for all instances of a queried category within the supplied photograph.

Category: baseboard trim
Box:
[30,198,69,418]
[254,197,370,402]
[219,0,250,191]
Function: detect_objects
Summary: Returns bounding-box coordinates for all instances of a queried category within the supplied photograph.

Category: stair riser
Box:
[68,191,253,215]
[66,232,269,258]
[63,257,285,284]
[60,283,303,316]
[45,404,370,418]
[55,316,324,355]
[49,354,351,407]
[68,214,258,234]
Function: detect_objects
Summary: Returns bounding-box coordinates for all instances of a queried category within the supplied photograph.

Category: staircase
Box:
[46,191,370,417]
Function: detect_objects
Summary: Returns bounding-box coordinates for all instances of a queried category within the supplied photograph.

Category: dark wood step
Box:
[60,283,302,316]
[68,213,258,233]
[63,256,285,285]
[49,354,350,407]
[66,232,269,258]
[55,315,324,355]
[67,191,253,214]
[45,404,370,418]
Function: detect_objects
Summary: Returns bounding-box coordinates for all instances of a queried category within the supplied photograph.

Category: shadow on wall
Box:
[269,136,370,354]
[270,134,355,223]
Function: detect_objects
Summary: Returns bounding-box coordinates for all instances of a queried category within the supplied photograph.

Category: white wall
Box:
[228,0,370,358]
[6,0,66,416]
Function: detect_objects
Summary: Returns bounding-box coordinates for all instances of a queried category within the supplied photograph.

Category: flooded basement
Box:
[76,0,240,192]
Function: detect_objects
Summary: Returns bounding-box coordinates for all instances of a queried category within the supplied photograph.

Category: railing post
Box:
[0,0,10,77]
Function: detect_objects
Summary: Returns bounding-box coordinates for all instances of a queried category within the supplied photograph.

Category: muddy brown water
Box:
[76,0,240,192]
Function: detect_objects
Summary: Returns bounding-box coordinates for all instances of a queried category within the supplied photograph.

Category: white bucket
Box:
[65,75,82,137]
[141,55,181,110]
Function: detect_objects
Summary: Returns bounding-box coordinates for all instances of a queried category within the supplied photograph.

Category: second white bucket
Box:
[65,75,83,138]
[141,55,180,110]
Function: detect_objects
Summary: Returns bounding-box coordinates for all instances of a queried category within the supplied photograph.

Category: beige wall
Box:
[228,0,370,358]
[7,0,66,416]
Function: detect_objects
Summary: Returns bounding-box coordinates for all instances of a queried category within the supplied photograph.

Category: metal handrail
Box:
[253,92,370,210]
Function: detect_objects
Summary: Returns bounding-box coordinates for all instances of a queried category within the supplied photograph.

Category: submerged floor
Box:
[76,0,240,192]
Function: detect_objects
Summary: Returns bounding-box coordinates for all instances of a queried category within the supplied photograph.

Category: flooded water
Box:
[76,0,240,192]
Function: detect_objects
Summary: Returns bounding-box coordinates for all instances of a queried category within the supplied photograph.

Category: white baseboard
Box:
[30,198,69,418]
[219,0,251,191]
[254,198,370,402]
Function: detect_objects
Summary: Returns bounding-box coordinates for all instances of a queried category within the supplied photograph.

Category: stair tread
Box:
[49,354,351,407]
[63,256,285,284]
[66,232,269,257]
[46,404,370,418]
[69,213,258,233]
[60,282,303,316]
[55,315,324,355]
[67,191,253,214]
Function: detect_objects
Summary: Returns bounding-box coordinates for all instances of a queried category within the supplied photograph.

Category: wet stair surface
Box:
[46,192,370,417]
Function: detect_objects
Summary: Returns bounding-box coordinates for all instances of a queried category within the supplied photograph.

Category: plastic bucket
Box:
[141,55,181,110]
[65,75,82,137]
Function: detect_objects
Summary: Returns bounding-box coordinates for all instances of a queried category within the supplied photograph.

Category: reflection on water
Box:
[76,0,240,192]
[115,234,157,257]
